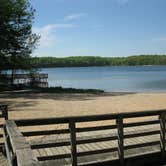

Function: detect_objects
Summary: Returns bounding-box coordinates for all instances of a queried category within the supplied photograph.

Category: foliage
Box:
[34,86,104,94]
[31,55,166,68]
[0,0,39,84]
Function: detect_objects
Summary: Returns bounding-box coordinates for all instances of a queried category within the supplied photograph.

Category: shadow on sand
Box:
[0,91,136,111]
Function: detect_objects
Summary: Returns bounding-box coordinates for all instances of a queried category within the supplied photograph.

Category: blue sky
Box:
[29,0,166,57]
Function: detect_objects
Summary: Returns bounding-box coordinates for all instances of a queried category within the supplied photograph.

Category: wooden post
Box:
[1,105,8,120]
[5,121,38,166]
[3,126,13,166]
[159,112,166,161]
[116,116,124,166]
[69,121,77,166]
[3,105,8,120]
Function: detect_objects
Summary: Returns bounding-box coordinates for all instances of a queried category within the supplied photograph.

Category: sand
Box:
[0,92,166,120]
[0,92,166,142]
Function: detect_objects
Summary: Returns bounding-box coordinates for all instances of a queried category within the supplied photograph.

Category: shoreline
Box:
[37,64,166,69]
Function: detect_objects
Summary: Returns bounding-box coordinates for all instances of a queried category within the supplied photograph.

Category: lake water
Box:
[41,66,166,92]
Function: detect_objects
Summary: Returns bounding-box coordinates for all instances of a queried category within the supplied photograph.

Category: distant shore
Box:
[32,55,166,68]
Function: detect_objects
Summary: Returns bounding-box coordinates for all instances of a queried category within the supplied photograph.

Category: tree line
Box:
[31,55,166,68]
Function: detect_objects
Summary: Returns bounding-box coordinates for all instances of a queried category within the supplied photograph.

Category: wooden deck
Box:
[30,124,161,165]
[0,73,48,87]
[3,109,166,166]
[0,105,8,166]
[0,153,7,166]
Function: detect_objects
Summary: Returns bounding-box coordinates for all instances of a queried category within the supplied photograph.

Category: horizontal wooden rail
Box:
[124,141,160,150]
[31,139,70,149]
[5,109,166,166]
[124,120,160,127]
[76,124,117,132]
[38,153,71,161]
[22,128,69,137]
[15,109,166,126]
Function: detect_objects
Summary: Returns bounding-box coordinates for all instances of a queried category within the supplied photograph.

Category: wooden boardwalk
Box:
[0,125,162,166]
[30,124,161,165]
[4,109,166,166]
[0,153,7,166]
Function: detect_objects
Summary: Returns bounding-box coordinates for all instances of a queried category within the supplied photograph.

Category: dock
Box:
[0,73,48,87]
[0,105,166,166]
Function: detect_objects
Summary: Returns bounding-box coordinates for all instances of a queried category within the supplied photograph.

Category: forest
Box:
[31,55,166,68]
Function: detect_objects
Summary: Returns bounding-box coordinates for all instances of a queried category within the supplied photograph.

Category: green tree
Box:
[0,0,39,85]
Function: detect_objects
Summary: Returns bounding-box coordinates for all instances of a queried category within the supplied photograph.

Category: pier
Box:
[0,73,48,88]
[1,105,166,166]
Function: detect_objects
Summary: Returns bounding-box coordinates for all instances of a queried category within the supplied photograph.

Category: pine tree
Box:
[0,0,39,85]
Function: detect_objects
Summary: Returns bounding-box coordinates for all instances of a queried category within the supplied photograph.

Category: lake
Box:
[41,66,166,92]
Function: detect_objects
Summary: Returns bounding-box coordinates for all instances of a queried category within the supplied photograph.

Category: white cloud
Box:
[64,13,86,21]
[33,24,76,48]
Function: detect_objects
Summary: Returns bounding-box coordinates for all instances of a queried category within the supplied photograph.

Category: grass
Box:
[0,84,104,94]
[34,86,104,94]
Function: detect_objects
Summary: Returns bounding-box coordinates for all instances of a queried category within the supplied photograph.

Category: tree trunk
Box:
[11,69,15,86]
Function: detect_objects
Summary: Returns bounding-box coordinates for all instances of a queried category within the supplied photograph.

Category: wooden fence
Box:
[3,109,166,166]
[0,105,8,151]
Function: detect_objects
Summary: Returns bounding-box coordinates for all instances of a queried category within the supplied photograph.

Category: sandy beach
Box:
[0,92,166,120]
[0,92,166,142]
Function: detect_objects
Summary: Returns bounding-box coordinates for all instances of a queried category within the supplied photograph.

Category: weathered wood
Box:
[6,121,23,138]
[31,140,70,149]
[116,116,124,166]
[77,135,117,144]
[69,121,77,166]
[5,120,38,166]
[15,109,166,126]
[4,109,166,166]
[3,127,13,166]
[0,142,4,147]
[124,140,160,150]
[30,133,117,149]
[0,105,8,152]
[38,159,69,166]
[16,149,37,166]
[159,112,166,161]
[37,147,118,160]
[124,130,160,139]
[37,153,71,161]
[124,120,159,128]
[2,105,8,120]
[77,147,117,157]
[22,129,69,137]
[0,105,8,120]
[76,124,117,132]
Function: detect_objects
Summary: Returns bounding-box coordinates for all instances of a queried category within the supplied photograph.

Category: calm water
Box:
[41,66,166,92]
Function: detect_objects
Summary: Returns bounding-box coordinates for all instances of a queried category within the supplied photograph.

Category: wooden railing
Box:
[0,104,8,151]
[4,109,166,166]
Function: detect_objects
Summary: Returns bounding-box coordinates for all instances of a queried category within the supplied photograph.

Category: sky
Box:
[29,0,166,57]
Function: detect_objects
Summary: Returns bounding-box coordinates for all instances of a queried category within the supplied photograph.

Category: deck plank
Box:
[29,124,162,165]
[0,153,7,166]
